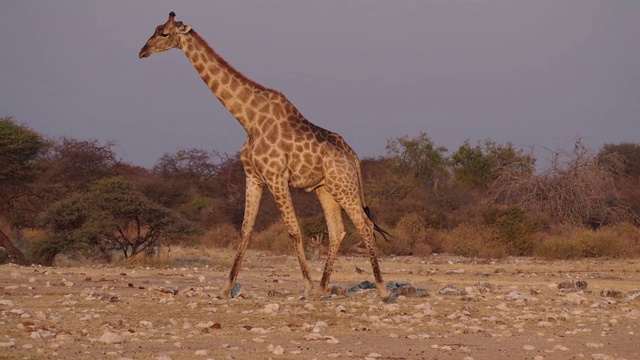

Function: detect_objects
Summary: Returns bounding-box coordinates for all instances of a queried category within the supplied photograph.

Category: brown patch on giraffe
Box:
[229,77,241,92]
[304,132,316,142]
[272,102,285,118]
[279,122,294,141]
[303,153,314,164]
[191,52,200,63]
[228,101,242,115]
[219,89,233,102]
[265,125,279,144]
[210,81,219,92]
[202,73,211,85]
[194,63,205,73]
[221,71,230,86]
[245,107,256,121]
[268,148,280,158]
[259,102,271,114]
[255,114,269,128]
[187,43,195,52]
[250,96,264,108]
[237,87,252,102]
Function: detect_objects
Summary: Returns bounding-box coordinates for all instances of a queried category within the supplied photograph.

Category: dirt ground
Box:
[1,249,640,360]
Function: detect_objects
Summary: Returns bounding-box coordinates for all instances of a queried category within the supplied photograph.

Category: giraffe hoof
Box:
[230,283,242,298]
[313,288,328,301]
[383,289,399,304]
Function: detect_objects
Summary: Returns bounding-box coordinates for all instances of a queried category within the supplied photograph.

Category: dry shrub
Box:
[204,223,240,248]
[439,223,508,259]
[483,206,547,256]
[123,253,176,268]
[251,219,292,254]
[535,222,640,260]
[378,213,439,256]
[491,140,637,227]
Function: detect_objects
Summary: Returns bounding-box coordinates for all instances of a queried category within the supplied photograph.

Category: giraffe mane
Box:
[189,30,280,94]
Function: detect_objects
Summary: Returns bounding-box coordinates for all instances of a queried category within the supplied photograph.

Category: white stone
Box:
[263,303,280,314]
[564,292,588,305]
[324,335,339,344]
[98,331,123,344]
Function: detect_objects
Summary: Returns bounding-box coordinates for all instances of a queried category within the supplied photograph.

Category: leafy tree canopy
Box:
[38,176,198,264]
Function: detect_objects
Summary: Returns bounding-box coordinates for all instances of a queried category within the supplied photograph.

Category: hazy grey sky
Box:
[2,1,638,168]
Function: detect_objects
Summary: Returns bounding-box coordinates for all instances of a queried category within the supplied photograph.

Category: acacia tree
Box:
[0,117,48,263]
[450,139,535,188]
[375,132,448,199]
[598,142,640,179]
[38,177,198,264]
[37,137,121,198]
[153,148,222,183]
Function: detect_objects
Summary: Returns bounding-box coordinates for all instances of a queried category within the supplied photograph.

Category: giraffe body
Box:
[139,12,390,301]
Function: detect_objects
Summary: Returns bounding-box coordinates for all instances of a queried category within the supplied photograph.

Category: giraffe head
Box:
[139,12,192,59]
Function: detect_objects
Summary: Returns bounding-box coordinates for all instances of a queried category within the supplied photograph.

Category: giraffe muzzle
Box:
[138,47,151,59]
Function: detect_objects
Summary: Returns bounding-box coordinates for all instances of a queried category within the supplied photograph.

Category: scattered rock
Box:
[557,280,588,291]
[564,292,588,305]
[439,285,467,296]
[445,269,465,275]
[98,331,123,344]
[0,299,15,306]
[600,289,624,298]
[505,291,530,301]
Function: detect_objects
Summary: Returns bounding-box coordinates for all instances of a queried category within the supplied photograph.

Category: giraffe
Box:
[139,11,391,302]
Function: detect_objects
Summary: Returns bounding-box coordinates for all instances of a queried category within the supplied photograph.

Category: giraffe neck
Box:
[179,30,272,133]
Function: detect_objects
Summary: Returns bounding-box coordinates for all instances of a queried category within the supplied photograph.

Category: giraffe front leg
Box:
[268,179,314,299]
[221,177,263,299]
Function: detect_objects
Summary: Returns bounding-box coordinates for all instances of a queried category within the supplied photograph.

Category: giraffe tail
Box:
[354,154,391,241]
[364,206,392,242]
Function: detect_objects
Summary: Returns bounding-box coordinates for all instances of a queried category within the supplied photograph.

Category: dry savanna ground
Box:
[1,247,640,360]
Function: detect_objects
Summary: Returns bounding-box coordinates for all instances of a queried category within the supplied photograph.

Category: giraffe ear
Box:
[179,24,192,35]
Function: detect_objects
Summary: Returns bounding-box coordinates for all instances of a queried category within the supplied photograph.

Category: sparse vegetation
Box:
[1,116,639,265]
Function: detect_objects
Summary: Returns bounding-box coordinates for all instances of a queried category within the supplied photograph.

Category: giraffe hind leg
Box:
[339,198,391,302]
[314,187,346,300]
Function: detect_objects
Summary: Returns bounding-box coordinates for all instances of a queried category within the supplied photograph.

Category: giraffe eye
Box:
[160,33,169,38]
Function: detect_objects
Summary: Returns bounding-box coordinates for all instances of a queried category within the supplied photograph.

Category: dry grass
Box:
[202,222,240,248]
[439,223,509,259]
[535,222,640,260]
[246,219,292,255]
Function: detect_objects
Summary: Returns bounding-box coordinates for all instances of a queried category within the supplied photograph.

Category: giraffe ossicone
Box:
[139,11,391,302]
